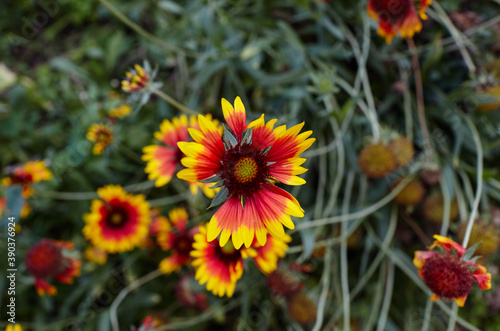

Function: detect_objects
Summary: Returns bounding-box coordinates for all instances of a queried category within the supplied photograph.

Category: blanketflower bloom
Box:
[2,161,52,198]
[122,64,150,92]
[157,207,197,274]
[414,235,492,307]
[109,104,132,118]
[25,239,81,296]
[142,114,221,198]
[86,124,113,155]
[82,185,151,253]
[178,97,314,249]
[191,224,246,297]
[368,0,432,43]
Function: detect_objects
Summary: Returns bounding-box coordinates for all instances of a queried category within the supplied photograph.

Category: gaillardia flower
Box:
[157,207,197,274]
[191,224,246,297]
[86,124,113,155]
[414,235,491,307]
[25,239,81,296]
[122,64,149,93]
[109,104,132,118]
[82,185,151,253]
[368,0,432,43]
[178,97,314,249]
[142,114,221,198]
[2,161,52,198]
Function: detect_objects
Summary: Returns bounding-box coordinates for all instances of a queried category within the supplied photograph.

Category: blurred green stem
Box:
[294,164,420,231]
[98,0,184,54]
[110,269,163,331]
[430,2,476,74]
[152,90,200,115]
[407,38,433,162]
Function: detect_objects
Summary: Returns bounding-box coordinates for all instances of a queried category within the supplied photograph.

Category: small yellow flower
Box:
[86,124,113,155]
[1,161,52,198]
[109,104,132,118]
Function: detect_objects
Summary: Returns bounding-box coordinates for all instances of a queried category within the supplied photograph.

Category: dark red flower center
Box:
[174,233,194,256]
[11,172,33,185]
[214,241,242,264]
[220,144,269,197]
[421,254,474,300]
[105,207,129,228]
[25,241,63,279]
[371,0,412,23]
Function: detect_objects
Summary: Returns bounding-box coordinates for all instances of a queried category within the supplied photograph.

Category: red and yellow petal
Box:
[54,258,81,284]
[191,225,244,297]
[413,250,437,269]
[168,207,189,232]
[419,0,432,20]
[247,114,278,150]
[266,123,315,162]
[252,233,291,275]
[400,7,423,39]
[454,296,468,308]
[207,184,302,249]
[269,158,308,185]
[430,235,466,257]
[221,97,247,140]
[154,116,189,148]
[34,278,57,296]
[159,252,190,274]
[467,262,492,290]
[142,145,178,187]
[188,114,225,159]
[177,142,221,181]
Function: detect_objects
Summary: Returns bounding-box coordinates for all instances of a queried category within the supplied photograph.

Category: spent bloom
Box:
[25,239,81,296]
[142,114,221,198]
[414,235,492,307]
[178,97,314,249]
[157,207,197,274]
[82,185,151,253]
[368,0,432,43]
[2,161,52,198]
[86,123,113,155]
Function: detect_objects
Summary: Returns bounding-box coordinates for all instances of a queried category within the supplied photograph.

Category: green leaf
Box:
[223,124,238,150]
[199,176,221,183]
[462,242,480,261]
[241,127,253,145]
[207,186,230,209]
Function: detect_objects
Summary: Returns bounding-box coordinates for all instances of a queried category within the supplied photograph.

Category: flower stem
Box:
[407,38,432,162]
[110,269,163,331]
[98,0,184,55]
[460,116,483,248]
[152,90,200,115]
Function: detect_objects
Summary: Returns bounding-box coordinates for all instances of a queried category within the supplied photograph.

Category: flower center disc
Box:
[174,234,194,256]
[106,208,128,228]
[233,157,258,183]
